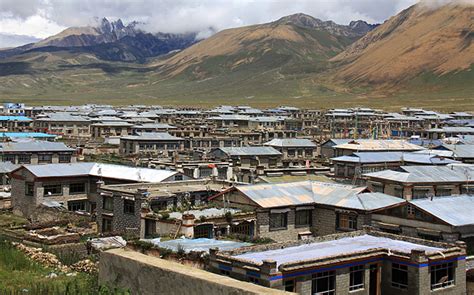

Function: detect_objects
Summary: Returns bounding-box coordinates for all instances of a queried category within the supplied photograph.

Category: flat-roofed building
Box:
[210,229,467,294]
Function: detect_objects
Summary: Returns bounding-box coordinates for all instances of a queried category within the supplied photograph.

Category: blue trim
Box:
[246,270,261,278]
[268,255,465,281]
[218,264,232,271]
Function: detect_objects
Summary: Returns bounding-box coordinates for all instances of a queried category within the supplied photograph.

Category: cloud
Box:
[0,0,421,42]
[0,33,40,48]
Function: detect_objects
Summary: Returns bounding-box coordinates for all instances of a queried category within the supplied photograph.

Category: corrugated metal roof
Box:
[364,165,474,183]
[0,141,74,152]
[235,181,403,210]
[264,138,316,148]
[410,195,474,226]
[217,147,282,156]
[120,132,183,141]
[332,152,459,165]
[334,140,424,151]
[0,116,32,121]
[22,162,178,182]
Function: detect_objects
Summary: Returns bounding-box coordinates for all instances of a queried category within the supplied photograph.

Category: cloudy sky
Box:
[0,0,419,47]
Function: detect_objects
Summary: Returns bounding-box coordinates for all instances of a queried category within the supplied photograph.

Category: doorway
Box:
[369,264,380,295]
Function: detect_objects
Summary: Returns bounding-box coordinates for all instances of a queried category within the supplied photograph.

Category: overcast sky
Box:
[0,0,419,47]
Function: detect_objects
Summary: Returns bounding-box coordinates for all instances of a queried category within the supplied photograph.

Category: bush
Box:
[160,212,170,220]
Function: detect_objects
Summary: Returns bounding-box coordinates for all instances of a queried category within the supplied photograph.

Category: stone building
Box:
[10,162,187,218]
[34,112,91,138]
[0,141,76,165]
[263,138,317,166]
[364,165,474,199]
[209,181,404,242]
[208,147,283,169]
[96,179,236,237]
[371,195,474,254]
[119,132,185,156]
[210,229,467,295]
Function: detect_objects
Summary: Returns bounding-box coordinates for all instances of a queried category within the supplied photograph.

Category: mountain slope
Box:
[0,18,198,62]
[153,13,374,78]
[332,3,473,85]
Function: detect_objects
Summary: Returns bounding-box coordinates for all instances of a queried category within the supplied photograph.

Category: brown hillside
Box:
[332,3,474,84]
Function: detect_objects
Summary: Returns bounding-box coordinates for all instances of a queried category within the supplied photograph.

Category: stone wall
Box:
[99,248,288,295]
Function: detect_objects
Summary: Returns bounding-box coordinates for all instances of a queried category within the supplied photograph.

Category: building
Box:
[209,181,405,241]
[10,162,189,217]
[0,116,33,132]
[333,140,424,157]
[119,132,185,156]
[34,112,91,138]
[97,179,238,237]
[0,141,76,164]
[208,147,282,169]
[372,195,474,253]
[332,152,458,179]
[210,229,467,294]
[364,165,474,199]
[263,138,317,165]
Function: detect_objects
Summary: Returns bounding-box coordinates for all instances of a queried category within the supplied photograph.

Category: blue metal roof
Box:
[0,116,32,121]
[0,132,56,138]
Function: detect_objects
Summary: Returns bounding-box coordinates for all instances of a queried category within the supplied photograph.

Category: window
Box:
[295,209,312,227]
[18,154,31,164]
[371,183,384,193]
[68,200,86,212]
[312,271,335,295]
[284,280,295,292]
[59,153,71,163]
[123,199,135,215]
[43,184,62,196]
[25,182,34,196]
[337,213,357,230]
[69,183,86,194]
[174,174,183,181]
[38,153,53,163]
[436,188,452,197]
[430,262,454,290]
[269,212,287,230]
[102,217,113,232]
[103,196,114,211]
[3,154,15,163]
[391,263,408,289]
[349,265,365,291]
[413,188,430,199]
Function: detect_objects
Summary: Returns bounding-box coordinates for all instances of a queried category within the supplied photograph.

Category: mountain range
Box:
[0,18,198,62]
[0,2,472,110]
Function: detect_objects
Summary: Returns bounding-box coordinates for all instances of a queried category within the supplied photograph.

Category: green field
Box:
[0,52,472,111]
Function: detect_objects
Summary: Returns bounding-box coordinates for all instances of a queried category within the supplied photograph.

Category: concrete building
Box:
[34,112,91,138]
[210,229,467,294]
[0,141,76,164]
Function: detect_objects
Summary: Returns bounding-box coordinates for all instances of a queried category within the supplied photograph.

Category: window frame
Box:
[43,184,62,196]
[312,271,335,295]
[269,212,288,231]
[123,199,135,215]
[336,212,357,231]
[430,262,454,290]
[25,182,34,196]
[295,209,312,227]
[69,182,86,194]
[349,265,365,291]
[391,263,408,289]
[103,196,114,212]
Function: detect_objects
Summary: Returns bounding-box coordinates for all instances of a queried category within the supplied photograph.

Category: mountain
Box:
[153,13,375,78]
[0,18,198,62]
[332,3,474,86]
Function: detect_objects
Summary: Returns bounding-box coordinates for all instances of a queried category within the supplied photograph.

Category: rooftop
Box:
[233,234,442,267]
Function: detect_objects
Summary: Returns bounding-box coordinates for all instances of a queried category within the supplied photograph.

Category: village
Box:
[0,102,473,294]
